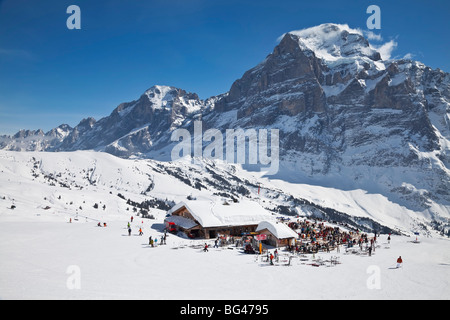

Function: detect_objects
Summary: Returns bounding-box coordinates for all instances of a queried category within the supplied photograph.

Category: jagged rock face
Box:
[208,25,446,179]
[1,23,449,220]
[206,24,449,217]
[215,32,327,119]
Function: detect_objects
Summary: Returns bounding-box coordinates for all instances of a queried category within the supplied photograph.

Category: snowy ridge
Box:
[0,150,443,237]
[285,23,385,72]
[287,24,376,61]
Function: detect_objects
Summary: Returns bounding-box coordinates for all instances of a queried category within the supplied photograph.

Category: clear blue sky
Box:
[0,0,449,135]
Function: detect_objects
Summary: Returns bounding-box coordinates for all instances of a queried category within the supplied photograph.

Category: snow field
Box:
[0,150,449,299]
[1,214,449,300]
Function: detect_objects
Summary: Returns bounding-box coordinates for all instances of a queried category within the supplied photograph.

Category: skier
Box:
[270,253,274,265]
[128,227,131,236]
[368,245,372,257]
[396,256,403,268]
[214,239,219,248]
[387,234,391,244]
[131,216,133,223]
[149,236,152,245]
[203,243,209,252]
[139,228,143,236]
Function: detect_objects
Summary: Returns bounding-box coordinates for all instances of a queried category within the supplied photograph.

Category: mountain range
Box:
[1,23,449,232]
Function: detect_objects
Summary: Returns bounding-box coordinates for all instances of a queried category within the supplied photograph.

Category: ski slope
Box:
[0,150,449,299]
[0,216,449,300]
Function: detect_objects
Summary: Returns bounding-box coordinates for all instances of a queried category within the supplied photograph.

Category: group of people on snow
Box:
[124,216,167,247]
[88,214,404,267]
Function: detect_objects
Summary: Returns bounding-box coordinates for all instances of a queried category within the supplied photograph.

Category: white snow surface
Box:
[0,150,449,300]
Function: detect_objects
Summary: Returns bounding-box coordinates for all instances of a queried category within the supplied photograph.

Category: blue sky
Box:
[0,0,449,135]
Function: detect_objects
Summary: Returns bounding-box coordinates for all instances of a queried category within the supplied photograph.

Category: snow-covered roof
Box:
[165,215,198,230]
[256,221,298,239]
[167,200,275,228]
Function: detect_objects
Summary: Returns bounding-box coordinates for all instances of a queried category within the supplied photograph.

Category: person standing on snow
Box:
[128,227,132,236]
[396,256,403,268]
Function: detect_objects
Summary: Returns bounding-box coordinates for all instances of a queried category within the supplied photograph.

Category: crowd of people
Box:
[285,218,380,255]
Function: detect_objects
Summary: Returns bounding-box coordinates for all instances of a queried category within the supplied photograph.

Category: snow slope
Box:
[1,215,449,300]
[0,150,449,300]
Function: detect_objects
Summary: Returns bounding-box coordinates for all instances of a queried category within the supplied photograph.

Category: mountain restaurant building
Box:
[165,199,275,239]
[255,220,299,248]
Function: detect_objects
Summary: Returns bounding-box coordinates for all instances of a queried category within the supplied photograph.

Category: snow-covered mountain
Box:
[55,85,211,156]
[0,124,72,151]
[1,23,449,234]
[0,150,438,236]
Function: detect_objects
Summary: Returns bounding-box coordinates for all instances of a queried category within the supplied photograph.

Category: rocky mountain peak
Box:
[286,23,381,63]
